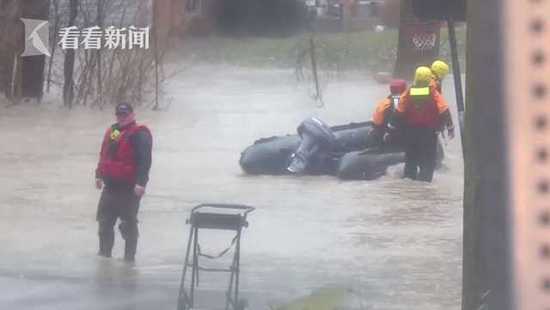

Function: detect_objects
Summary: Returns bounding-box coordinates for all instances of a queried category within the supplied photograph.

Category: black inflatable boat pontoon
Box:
[239,118,414,180]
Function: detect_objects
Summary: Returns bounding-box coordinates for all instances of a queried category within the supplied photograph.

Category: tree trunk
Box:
[46,0,60,93]
[0,0,23,101]
[63,0,78,108]
[96,0,103,107]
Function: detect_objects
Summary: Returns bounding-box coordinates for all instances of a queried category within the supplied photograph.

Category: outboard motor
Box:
[287,117,336,174]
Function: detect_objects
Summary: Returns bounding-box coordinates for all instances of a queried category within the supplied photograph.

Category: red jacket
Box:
[397,87,449,128]
[96,123,150,184]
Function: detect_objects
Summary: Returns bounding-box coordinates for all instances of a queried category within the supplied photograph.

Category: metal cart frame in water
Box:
[177,203,255,310]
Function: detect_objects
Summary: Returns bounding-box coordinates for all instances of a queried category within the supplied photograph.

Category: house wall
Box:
[153,0,221,45]
[0,0,51,100]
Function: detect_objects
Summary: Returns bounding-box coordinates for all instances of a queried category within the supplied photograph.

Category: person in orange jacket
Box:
[369,79,408,147]
[395,66,455,182]
[430,60,450,94]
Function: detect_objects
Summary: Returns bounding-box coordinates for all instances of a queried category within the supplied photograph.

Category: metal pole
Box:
[178,225,195,309]
[447,16,465,151]
[309,36,321,101]
[462,0,513,308]
[225,238,237,310]
[234,229,241,307]
[190,227,199,307]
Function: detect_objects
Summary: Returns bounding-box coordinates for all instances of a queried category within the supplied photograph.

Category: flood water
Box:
[0,65,463,309]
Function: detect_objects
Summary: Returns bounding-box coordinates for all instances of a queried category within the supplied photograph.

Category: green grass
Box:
[274,288,349,310]
[176,27,466,73]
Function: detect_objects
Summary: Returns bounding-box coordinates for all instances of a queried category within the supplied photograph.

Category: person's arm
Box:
[433,91,455,138]
[131,128,153,187]
[95,128,110,188]
[371,99,390,127]
[369,99,391,144]
[430,78,443,94]
[440,110,454,130]
[390,91,409,128]
[367,125,385,147]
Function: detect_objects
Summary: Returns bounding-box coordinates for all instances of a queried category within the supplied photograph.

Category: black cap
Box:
[115,102,133,115]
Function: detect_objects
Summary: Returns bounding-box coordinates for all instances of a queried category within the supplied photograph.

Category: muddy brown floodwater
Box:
[0,65,463,310]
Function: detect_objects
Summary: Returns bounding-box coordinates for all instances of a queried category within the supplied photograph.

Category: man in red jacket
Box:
[95,103,152,263]
[395,67,454,182]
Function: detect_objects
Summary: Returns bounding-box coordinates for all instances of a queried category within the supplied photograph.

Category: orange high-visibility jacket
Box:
[371,97,393,127]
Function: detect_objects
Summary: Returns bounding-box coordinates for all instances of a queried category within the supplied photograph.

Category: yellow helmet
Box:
[431,60,450,79]
[414,66,433,87]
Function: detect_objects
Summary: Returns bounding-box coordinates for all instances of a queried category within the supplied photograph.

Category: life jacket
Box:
[402,87,441,128]
[97,122,149,184]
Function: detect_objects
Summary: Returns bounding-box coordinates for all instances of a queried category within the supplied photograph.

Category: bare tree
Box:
[50,0,167,109]
[62,0,78,108]
[46,0,60,93]
[96,0,104,107]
